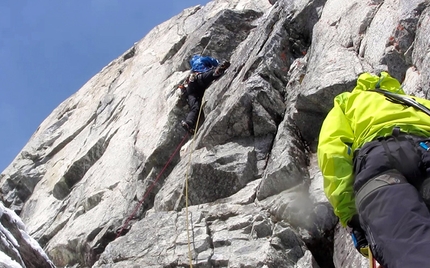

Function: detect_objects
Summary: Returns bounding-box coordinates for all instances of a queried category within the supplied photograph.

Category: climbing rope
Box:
[116,78,208,268]
[116,132,189,239]
[369,248,378,268]
[184,95,206,268]
[201,42,209,57]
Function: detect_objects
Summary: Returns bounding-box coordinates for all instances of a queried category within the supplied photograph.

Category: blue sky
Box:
[0,1,211,172]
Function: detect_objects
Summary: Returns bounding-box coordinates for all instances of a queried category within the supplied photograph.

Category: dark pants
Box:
[353,132,430,267]
[184,70,218,128]
[185,94,201,129]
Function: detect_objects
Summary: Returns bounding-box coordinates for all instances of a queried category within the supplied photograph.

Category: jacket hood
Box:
[353,72,405,94]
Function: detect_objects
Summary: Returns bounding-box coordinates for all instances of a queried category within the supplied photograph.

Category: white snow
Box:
[0,201,55,267]
[0,251,22,268]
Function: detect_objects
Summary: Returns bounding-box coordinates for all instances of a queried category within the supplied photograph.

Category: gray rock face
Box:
[0,202,55,268]
[1,0,430,267]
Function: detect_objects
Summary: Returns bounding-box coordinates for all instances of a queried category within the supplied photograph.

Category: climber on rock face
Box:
[318,71,430,268]
[178,55,230,134]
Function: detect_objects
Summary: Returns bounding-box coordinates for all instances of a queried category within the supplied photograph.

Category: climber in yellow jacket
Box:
[318,72,430,268]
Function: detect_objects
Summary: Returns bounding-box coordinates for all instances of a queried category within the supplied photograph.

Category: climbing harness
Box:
[116,133,189,239]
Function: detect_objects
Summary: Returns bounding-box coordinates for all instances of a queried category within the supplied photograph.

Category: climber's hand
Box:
[176,85,187,99]
[348,214,369,258]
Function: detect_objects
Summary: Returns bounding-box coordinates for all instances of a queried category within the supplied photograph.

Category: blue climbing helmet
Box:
[189,55,219,73]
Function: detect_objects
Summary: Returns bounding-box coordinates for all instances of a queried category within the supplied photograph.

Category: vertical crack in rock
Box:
[107,68,125,93]
[255,12,280,56]
[381,2,427,80]
[259,71,287,98]
[243,57,264,82]
[249,91,282,175]
[358,1,384,58]
[128,123,185,220]
[304,224,336,268]
[37,210,69,248]
[354,2,381,54]
[95,95,127,130]
[160,36,187,64]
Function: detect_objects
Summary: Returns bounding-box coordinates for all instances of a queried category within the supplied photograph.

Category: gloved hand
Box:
[348,214,369,258]
[176,85,187,99]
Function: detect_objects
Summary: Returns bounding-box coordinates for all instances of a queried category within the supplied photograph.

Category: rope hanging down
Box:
[183,94,206,268]
[116,70,210,268]
[116,133,189,239]
[369,247,379,268]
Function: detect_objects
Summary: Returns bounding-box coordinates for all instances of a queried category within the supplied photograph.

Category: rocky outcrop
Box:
[0,202,55,268]
[1,0,430,267]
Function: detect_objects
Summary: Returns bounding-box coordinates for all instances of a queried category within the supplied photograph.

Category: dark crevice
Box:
[206,211,239,222]
[131,154,181,220]
[56,103,78,121]
[86,225,118,267]
[243,57,264,81]
[95,96,127,129]
[108,69,125,93]
[279,0,325,68]
[45,113,97,159]
[38,217,69,248]
[160,36,187,64]
[115,113,187,233]
[122,46,136,61]
[198,35,211,52]
[1,178,33,215]
[198,9,263,62]
[250,98,278,174]
[287,31,310,59]
[256,10,280,56]
[52,133,114,200]
[303,228,335,268]
[259,71,287,99]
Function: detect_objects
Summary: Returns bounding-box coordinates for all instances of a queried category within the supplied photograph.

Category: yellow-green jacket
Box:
[317,72,430,226]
